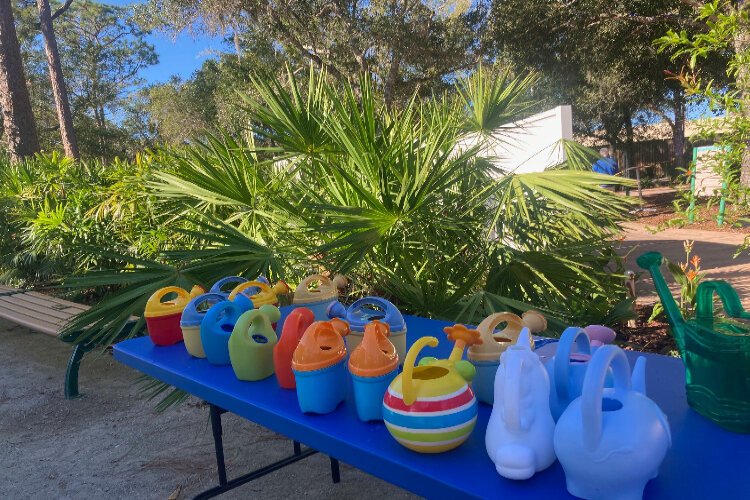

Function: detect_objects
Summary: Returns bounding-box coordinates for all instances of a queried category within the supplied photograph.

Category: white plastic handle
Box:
[581,345,631,451]
[554,327,591,403]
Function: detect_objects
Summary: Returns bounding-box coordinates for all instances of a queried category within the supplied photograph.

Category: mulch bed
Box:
[617,303,677,356]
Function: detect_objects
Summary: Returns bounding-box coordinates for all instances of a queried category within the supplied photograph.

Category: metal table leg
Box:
[194,404,341,499]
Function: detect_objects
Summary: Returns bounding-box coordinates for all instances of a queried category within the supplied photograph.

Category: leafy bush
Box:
[1,65,637,352]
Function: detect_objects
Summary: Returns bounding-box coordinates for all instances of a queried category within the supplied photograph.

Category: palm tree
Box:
[63,63,636,352]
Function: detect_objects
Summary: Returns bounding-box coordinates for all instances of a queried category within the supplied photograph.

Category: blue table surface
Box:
[114,309,750,499]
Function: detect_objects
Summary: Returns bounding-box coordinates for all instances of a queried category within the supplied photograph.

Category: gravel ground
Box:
[0,319,416,499]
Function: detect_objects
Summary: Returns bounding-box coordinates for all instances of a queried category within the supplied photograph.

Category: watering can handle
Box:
[402,336,439,405]
[581,345,631,451]
[503,354,525,433]
[203,300,236,326]
[234,310,279,345]
[147,286,191,312]
[554,327,591,404]
[187,293,226,313]
[476,312,523,338]
[210,276,248,294]
[351,297,392,321]
[228,281,271,301]
[298,274,332,290]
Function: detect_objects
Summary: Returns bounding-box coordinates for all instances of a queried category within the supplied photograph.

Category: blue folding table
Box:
[114,312,750,499]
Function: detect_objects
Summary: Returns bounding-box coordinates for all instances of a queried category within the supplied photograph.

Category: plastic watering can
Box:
[545,327,597,421]
[554,346,671,500]
[292,318,350,414]
[145,285,205,346]
[292,274,346,320]
[328,297,407,363]
[180,292,226,358]
[274,307,316,389]
[638,251,750,433]
[200,299,253,365]
[348,321,399,422]
[382,327,480,453]
[228,305,281,381]
[485,328,556,480]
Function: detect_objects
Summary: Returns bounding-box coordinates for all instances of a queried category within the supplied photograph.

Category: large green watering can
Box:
[638,251,750,433]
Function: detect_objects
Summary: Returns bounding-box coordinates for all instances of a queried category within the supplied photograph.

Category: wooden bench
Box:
[0,286,92,399]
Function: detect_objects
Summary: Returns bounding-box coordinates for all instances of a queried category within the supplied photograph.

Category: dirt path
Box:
[618,222,750,308]
[0,320,414,499]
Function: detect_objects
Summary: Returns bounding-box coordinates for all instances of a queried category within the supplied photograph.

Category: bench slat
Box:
[0,295,82,322]
[0,308,61,336]
[0,293,88,316]
[0,287,89,313]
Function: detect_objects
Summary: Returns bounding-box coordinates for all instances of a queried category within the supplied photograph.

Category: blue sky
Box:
[103,0,226,84]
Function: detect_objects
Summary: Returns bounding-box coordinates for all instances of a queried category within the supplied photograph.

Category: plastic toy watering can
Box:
[180,292,226,357]
[544,327,596,421]
[274,308,316,389]
[228,305,281,381]
[328,297,407,364]
[554,346,671,500]
[486,328,556,480]
[349,321,399,422]
[383,327,480,453]
[228,280,290,310]
[200,299,253,365]
[292,274,347,320]
[292,319,350,414]
[468,311,546,405]
[145,285,205,346]
[639,251,750,433]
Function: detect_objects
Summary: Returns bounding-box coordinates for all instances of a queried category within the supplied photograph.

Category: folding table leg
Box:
[209,404,228,487]
[330,457,341,484]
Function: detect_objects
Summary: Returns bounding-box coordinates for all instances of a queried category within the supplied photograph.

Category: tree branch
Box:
[50,0,74,22]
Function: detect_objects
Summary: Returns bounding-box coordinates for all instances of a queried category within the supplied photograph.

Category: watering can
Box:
[145,285,205,346]
[328,297,407,364]
[554,345,671,500]
[274,307,316,389]
[228,305,281,381]
[200,299,253,365]
[180,292,226,358]
[348,320,399,422]
[292,318,350,414]
[292,274,347,320]
[638,251,750,433]
[485,328,556,480]
[382,325,480,453]
[468,311,547,405]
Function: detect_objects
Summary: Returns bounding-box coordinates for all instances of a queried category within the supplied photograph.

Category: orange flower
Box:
[690,255,701,268]
[686,270,697,281]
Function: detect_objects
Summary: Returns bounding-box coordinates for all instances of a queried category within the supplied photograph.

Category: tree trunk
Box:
[37,0,78,159]
[624,110,642,199]
[672,89,686,173]
[0,0,40,161]
[734,1,750,187]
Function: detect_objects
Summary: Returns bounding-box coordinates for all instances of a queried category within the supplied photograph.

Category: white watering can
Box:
[485,328,556,480]
[554,345,671,500]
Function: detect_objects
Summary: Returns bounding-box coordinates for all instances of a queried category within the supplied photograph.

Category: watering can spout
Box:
[637,251,687,343]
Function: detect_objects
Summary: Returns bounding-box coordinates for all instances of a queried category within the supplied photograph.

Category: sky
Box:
[103,0,225,84]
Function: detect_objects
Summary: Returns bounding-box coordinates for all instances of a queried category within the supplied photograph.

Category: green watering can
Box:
[638,251,750,433]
